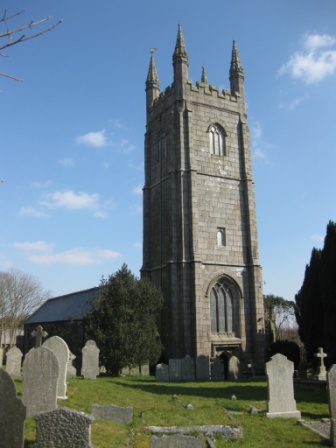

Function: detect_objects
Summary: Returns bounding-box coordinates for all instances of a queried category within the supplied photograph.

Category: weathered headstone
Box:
[22,346,59,417]
[35,407,94,448]
[266,353,301,418]
[150,434,204,448]
[67,351,77,379]
[315,347,327,381]
[156,363,169,382]
[0,367,26,448]
[81,340,100,379]
[140,363,150,376]
[43,336,69,399]
[182,355,195,382]
[211,357,224,381]
[91,403,133,424]
[327,365,336,418]
[228,355,240,380]
[31,324,48,347]
[129,365,140,375]
[196,355,210,381]
[6,346,23,377]
[169,359,182,382]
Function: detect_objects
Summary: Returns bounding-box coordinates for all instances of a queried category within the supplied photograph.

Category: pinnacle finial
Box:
[146,53,159,86]
[201,66,208,84]
[230,39,243,75]
[173,23,188,61]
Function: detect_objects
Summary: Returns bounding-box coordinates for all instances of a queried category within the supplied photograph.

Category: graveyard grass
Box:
[15,376,329,447]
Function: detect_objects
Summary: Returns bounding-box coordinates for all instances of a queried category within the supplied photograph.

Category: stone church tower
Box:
[142,25,265,369]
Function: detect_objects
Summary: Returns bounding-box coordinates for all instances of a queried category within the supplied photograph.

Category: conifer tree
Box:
[83,264,163,375]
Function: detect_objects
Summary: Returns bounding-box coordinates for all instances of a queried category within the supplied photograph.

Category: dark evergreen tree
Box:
[83,264,163,375]
[295,248,323,366]
[320,221,336,364]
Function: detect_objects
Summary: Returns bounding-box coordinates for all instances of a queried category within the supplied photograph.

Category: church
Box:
[141,25,265,370]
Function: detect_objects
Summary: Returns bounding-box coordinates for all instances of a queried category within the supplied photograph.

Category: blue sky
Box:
[1,0,335,301]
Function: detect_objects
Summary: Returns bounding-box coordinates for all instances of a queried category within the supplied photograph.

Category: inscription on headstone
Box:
[266,353,301,418]
[81,340,100,379]
[43,336,69,399]
[6,346,23,377]
[22,346,59,417]
[156,363,169,382]
[0,367,26,448]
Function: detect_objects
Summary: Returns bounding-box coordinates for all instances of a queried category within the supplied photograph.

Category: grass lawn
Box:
[16,376,330,447]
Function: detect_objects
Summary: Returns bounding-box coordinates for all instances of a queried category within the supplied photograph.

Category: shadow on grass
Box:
[108,378,268,401]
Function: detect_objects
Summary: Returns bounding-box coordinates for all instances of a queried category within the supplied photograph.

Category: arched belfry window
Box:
[209,124,225,156]
[210,279,234,334]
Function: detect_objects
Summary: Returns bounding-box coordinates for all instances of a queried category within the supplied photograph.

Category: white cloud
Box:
[18,207,49,218]
[59,157,75,167]
[76,129,107,147]
[14,242,122,265]
[40,190,100,210]
[278,33,336,84]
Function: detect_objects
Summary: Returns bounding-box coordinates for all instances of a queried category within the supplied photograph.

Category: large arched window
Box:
[210,280,234,333]
[209,124,225,156]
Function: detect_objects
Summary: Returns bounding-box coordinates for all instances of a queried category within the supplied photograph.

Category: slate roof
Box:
[25,287,99,325]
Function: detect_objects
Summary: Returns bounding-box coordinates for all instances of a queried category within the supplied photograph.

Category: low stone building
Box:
[24,287,98,372]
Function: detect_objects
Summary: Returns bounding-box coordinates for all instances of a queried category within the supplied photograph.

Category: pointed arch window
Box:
[210,280,233,333]
[209,124,225,156]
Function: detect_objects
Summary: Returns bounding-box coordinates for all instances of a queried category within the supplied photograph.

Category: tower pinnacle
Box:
[146,53,160,111]
[229,40,245,101]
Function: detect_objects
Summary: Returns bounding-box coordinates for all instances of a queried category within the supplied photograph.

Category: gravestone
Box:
[81,340,100,379]
[266,353,301,418]
[0,347,3,366]
[6,346,23,377]
[228,355,240,380]
[156,363,169,382]
[22,346,59,417]
[150,434,204,447]
[91,403,133,424]
[67,351,77,379]
[315,347,327,381]
[0,367,26,448]
[182,355,195,382]
[140,363,150,376]
[211,357,224,381]
[43,336,69,399]
[169,359,182,382]
[31,324,48,347]
[196,355,210,381]
[129,365,140,375]
[35,407,94,448]
[327,365,336,418]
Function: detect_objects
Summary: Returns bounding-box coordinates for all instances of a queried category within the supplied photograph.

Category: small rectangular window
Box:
[217,228,226,246]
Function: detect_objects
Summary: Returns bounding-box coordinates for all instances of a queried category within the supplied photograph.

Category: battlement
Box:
[150,78,240,112]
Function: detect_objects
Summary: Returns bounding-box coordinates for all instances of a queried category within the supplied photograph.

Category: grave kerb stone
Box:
[91,403,133,424]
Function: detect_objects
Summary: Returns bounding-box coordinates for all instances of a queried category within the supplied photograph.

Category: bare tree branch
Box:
[0,8,62,82]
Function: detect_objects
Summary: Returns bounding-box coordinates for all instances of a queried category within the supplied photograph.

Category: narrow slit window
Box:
[217,228,226,246]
